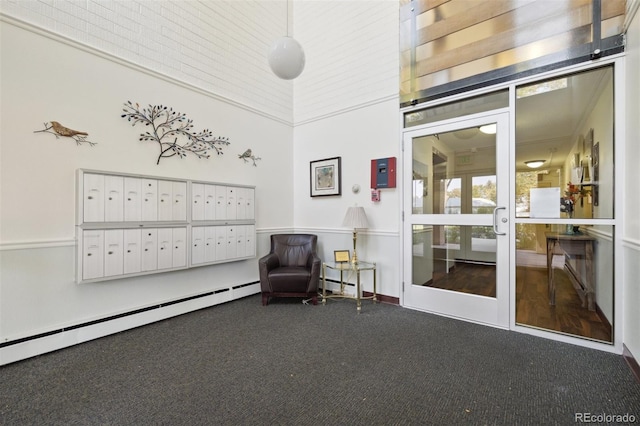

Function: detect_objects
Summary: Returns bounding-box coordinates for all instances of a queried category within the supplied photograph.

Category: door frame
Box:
[401,111,511,328]
[399,56,624,354]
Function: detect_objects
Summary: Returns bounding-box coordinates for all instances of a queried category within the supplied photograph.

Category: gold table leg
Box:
[322,263,327,305]
[356,269,361,312]
[373,263,377,303]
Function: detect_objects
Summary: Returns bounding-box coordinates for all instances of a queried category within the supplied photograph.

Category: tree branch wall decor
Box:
[121,101,230,165]
[34,121,96,146]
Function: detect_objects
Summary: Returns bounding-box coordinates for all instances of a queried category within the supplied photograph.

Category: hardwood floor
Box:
[427,260,496,297]
[422,257,612,342]
[516,264,612,342]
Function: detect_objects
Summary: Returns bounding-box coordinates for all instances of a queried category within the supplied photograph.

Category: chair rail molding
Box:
[623,236,640,251]
[0,239,76,251]
[294,227,399,237]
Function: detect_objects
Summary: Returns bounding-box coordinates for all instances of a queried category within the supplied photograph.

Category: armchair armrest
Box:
[259,252,280,271]
[306,253,322,292]
[259,253,280,291]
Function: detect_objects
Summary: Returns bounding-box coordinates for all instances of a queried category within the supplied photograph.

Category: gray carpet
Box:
[1,294,639,425]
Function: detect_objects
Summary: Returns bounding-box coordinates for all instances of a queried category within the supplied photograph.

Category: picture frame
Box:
[310,157,342,197]
[334,250,350,263]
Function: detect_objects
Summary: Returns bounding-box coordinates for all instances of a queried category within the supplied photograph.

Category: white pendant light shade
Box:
[268,36,305,80]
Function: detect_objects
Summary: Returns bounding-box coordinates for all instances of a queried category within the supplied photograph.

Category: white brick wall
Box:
[293,0,399,124]
[0,0,400,125]
[1,0,294,123]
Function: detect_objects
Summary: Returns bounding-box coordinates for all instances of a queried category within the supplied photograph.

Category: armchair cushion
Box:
[259,234,321,305]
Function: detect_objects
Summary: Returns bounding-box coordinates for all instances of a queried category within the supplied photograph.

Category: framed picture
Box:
[334,250,350,263]
[310,157,342,197]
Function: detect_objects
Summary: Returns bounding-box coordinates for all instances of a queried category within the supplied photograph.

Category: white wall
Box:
[0,0,401,365]
[294,100,401,298]
[0,17,293,363]
[292,1,401,298]
[0,0,402,364]
[293,0,399,124]
[623,1,640,362]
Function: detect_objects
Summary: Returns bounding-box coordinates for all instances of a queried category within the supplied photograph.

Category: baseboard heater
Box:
[0,281,259,349]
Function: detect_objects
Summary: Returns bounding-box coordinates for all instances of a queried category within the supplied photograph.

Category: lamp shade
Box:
[268,36,305,80]
[343,206,369,230]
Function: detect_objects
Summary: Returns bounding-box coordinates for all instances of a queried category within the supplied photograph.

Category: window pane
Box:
[515,67,614,219]
[411,127,497,216]
[471,226,496,253]
[400,0,625,106]
[471,176,496,214]
[413,225,496,298]
[404,91,508,128]
[515,223,613,343]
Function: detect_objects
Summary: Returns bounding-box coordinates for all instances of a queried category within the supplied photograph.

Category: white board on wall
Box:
[530,187,560,218]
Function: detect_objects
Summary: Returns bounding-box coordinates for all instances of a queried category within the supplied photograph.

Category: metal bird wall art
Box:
[121,101,230,165]
[34,121,96,146]
[238,148,261,166]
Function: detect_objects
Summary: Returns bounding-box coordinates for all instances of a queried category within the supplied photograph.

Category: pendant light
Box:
[268,0,305,80]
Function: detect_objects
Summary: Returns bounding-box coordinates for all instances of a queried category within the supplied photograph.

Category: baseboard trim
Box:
[363,291,399,305]
[0,282,260,365]
[322,279,398,305]
[623,344,640,383]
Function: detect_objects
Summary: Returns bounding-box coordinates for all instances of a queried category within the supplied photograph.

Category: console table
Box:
[321,261,377,312]
[546,232,595,311]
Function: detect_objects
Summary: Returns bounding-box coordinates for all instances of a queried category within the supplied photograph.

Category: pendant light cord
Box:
[286,0,290,37]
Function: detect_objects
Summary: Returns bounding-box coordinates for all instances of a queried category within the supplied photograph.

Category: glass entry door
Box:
[403,112,510,327]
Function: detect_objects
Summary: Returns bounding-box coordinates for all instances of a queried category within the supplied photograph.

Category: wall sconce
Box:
[525,160,546,168]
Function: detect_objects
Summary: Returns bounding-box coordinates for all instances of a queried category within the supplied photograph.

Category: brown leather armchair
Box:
[259,234,321,306]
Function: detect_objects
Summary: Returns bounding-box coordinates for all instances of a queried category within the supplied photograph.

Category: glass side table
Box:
[321,261,377,312]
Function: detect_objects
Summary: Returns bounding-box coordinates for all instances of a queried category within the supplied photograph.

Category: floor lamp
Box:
[342,205,369,264]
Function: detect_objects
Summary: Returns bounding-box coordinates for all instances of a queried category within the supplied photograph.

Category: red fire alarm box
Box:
[371,157,396,188]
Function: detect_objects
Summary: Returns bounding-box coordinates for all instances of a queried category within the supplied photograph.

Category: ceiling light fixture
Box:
[525,160,546,169]
[479,124,497,134]
[267,1,305,80]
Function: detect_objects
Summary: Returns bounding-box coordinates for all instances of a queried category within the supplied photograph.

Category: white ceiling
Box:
[514,67,611,171]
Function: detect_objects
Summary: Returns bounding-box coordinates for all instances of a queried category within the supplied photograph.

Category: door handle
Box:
[493,207,506,235]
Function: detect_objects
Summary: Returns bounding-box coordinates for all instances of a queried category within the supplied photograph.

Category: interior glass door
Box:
[403,112,510,327]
